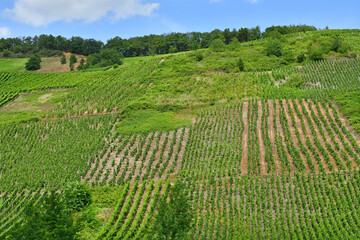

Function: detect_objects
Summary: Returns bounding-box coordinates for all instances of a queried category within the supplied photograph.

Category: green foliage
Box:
[296,52,306,63]
[25,54,41,71]
[77,58,85,70]
[0,58,28,72]
[86,48,123,68]
[283,74,304,88]
[237,57,245,71]
[60,54,67,64]
[210,38,226,52]
[6,192,77,240]
[333,91,360,133]
[266,39,283,57]
[69,54,77,71]
[264,24,317,36]
[308,46,324,61]
[152,181,193,239]
[330,37,350,54]
[195,52,204,62]
[282,49,295,63]
[116,109,192,135]
[62,182,92,211]
[70,54,78,64]
[2,49,12,58]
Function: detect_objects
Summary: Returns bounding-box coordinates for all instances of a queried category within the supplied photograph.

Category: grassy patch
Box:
[116,109,193,134]
[332,90,360,133]
[0,58,28,72]
[0,89,71,124]
[0,111,43,124]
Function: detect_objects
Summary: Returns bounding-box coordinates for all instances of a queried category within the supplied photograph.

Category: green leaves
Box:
[25,54,41,71]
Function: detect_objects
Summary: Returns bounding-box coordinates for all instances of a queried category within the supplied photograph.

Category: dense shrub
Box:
[25,54,41,70]
[266,39,283,57]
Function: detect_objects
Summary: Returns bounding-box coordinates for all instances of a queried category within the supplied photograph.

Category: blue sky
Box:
[0,0,359,42]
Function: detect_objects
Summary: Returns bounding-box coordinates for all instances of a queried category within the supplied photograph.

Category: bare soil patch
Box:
[240,102,249,174]
[267,100,282,174]
[257,101,266,175]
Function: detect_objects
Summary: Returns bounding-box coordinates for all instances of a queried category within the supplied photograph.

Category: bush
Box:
[25,54,41,70]
[296,52,306,63]
[113,63,119,69]
[308,47,324,61]
[77,58,86,71]
[266,39,283,57]
[210,38,226,52]
[237,57,245,71]
[284,74,304,88]
[87,48,123,68]
[60,54,67,64]
[62,182,92,211]
[282,50,294,63]
[2,50,12,58]
[195,53,204,62]
[329,37,350,54]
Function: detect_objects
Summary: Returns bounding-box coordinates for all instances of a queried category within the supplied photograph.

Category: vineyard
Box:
[1,30,360,239]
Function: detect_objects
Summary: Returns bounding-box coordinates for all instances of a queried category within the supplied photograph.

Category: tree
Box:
[297,52,306,63]
[25,54,41,70]
[237,57,245,71]
[210,38,226,52]
[152,180,193,240]
[266,39,283,57]
[6,191,77,240]
[282,49,295,63]
[60,54,67,64]
[77,58,85,71]
[69,54,77,71]
[62,182,92,211]
[2,49,12,58]
[308,46,324,61]
[195,52,204,62]
[86,48,123,68]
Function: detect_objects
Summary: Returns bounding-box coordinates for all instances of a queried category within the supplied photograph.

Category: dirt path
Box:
[301,99,338,171]
[282,100,310,172]
[309,99,356,170]
[85,138,120,183]
[294,99,330,172]
[288,100,320,172]
[257,101,267,175]
[132,133,154,180]
[147,133,167,179]
[154,131,175,179]
[275,100,296,172]
[267,100,282,174]
[240,102,249,174]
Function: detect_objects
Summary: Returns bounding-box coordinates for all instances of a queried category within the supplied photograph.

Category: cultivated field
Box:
[1,30,360,239]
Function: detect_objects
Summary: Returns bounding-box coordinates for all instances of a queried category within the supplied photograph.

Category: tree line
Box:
[0,25,317,58]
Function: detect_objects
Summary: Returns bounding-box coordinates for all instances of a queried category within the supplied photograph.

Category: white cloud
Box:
[246,0,260,3]
[0,27,10,38]
[4,0,159,27]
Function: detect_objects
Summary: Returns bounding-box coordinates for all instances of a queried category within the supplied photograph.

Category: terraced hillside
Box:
[1,30,360,239]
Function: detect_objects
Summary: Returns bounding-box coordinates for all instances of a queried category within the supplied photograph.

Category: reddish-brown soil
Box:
[267,100,282,174]
[257,101,267,175]
[287,100,320,172]
[240,102,249,174]
[301,99,338,171]
[275,100,296,172]
[309,99,357,170]
[37,53,86,73]
[282,100,310,171]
